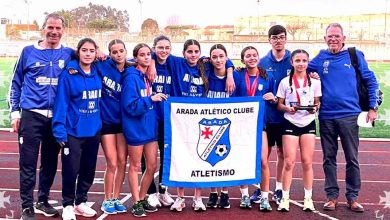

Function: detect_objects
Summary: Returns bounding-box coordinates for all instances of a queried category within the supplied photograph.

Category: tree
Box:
[286,22,308,40]
[49,2,130,32]
[140,18,159,38]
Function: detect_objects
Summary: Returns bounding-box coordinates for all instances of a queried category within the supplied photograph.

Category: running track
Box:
[0,131,389,220]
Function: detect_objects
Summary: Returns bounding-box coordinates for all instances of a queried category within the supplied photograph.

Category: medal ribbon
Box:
[292,74,308,104]
[245,70,259,97]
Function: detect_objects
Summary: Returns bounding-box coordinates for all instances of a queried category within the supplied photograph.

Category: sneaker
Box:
[62,205,76,220]
[206,193,218,208]
[259,198,272,211]
[147,193,162,208]
[112,198,127,213]
[21,207,36,220]
[192,197,206,212]
[140,199,158,213]
[277,198,289,212]
[303,198,315,211]
[101,200,117,215]
[249,188,262,203]
[239,195,252,209]
[34,201,59,217]
[74,202,97,217]
[158,191,174,206]
[272,189,283,205]
[218,192,231,209]
[170,197,186,212]
[131,202,146,217]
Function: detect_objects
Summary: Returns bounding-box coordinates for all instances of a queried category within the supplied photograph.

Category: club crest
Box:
[197,118,231,166]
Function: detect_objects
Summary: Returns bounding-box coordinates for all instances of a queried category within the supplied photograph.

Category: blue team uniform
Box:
[95,58,123,126]
[121,67,158,145]
[8,42,74,209]
[259,50,292,124]
[52,59,102,207]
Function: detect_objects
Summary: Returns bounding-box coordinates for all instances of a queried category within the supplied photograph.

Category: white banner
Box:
[162,97,265,188]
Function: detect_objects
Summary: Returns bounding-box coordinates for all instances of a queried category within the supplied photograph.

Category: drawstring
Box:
[82,75,89,118]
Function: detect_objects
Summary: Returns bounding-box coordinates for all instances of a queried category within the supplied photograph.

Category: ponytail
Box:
[197,58,208,96]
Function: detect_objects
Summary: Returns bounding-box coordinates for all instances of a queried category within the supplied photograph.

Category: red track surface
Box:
[0,131,389,220]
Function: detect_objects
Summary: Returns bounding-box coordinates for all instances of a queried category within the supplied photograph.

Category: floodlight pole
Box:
[139,0,143,24]
[24,0,30,40]
[257,0,260,40]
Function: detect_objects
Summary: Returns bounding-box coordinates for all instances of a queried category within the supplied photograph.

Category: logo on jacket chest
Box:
[82,90,101,99]
[103,76,121,92]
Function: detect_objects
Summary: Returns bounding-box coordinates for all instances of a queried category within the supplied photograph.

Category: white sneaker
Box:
[170,197,186,212]
[192,197,206,212]
[62,205,76,220]
[159,191,174,206]
[74,203,97,217]
[147,193,162,208]
[277,198,290,212]
[303,197,315,211]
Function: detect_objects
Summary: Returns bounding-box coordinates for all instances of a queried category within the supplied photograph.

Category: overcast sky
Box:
[1,0,389,31]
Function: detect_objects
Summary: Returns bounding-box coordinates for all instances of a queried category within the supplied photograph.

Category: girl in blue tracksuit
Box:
[166,39,235,212]
[235,46,276,211]
[52,38,102,219]
[121,43,167,217]
[205,44,240,210]
[95,39,128,214]
[141,35,175,208]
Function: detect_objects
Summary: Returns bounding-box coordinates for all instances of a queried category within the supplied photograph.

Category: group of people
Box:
[9,12,380,220]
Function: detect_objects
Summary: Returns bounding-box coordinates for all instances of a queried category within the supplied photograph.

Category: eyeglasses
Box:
[270,35,286,41]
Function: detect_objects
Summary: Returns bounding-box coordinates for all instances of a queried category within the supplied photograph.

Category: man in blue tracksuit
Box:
[250,25,292,205]
[308,23,379,213]
[8,13,73,220]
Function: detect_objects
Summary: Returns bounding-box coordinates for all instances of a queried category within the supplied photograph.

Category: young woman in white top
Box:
[276,49,321,212]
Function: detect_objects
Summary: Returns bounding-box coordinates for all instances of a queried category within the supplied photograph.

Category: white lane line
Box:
[0,167,389,183]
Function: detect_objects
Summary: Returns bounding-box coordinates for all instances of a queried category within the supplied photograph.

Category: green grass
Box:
[0,57,15,127]
[0,57,389,138]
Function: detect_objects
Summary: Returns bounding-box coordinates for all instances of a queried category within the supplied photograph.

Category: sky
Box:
[1,0,389,32]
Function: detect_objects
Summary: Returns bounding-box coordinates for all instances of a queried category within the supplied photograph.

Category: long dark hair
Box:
[75,38,97,60]
[183,39,209,96]
[288,49,311,93]
[240,46,267,79]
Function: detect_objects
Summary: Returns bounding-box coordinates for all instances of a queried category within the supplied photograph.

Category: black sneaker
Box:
[272,189,283,205]
[206,193,218,208]
[131,202,146,217]
[218,192,231,209]
[21,207,36,220]
[140,200,158,213]
[34,201,59,217]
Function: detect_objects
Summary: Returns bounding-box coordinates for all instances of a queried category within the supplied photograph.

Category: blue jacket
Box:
[308,48,379,120]
[165,55,234,97]
[96,58,123,125]
[152,60,172,121]
[52,60,102,142]
[206,65,240,98]
[259,50,292,124]
[235,68,275,97]
[235,68,274,129]
[121,67,158,145]
[9,42,74,115]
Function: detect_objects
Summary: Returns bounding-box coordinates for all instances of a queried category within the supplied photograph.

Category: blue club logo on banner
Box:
[197,118,231,166]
